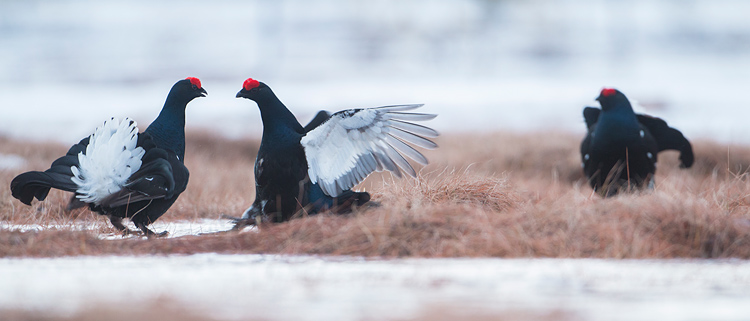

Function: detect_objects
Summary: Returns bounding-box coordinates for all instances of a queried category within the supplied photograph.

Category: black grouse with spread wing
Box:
[233,78,438,226]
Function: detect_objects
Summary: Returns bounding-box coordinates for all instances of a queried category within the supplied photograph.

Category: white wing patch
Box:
[71,118,145,205]
[301,104,438,197]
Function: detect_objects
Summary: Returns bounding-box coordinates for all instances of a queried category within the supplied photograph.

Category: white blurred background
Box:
[1,0,749,142]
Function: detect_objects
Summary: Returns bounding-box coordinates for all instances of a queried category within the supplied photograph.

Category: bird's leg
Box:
[229,206,262,230]
[109,216,141,236]
[136,223,168,238]
[229,216,259,230]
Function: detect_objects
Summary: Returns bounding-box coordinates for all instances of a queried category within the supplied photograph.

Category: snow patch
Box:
[0,219,239,239]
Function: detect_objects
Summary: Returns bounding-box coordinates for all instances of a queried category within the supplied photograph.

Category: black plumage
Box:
[232,78,437,227]
[581,88,693,197]
[10,77,207,236]
[233,80,368,225]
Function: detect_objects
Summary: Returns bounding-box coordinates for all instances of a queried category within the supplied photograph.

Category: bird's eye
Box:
[192,85,198,90]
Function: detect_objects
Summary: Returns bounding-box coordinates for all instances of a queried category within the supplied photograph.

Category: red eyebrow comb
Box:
[186,77,201,88]
[601,88,616,97]
[243,78,260,91]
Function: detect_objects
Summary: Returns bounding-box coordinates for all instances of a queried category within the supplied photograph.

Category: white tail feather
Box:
[71,118,145,205]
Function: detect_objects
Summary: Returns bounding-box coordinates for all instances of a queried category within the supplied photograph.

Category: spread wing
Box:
[583,107,600,130]
[303,110,332,133]
[582,106,693,168]
[300,104,438,197]
[636,114,694,168]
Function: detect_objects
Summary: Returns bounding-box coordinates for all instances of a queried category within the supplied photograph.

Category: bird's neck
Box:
[600,104,639,125]
[596,106,641,142]
[145,96,187,161]
[256,89,304,136]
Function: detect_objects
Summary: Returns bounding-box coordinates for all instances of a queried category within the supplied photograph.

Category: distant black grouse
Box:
[581,88,693,196]
[10,77,207,236]
[233,78,438,226]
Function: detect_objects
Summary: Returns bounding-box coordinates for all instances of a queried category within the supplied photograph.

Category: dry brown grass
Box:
[2,131,750,258]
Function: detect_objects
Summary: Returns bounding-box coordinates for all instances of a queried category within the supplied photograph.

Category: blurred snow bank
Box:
[1,0,749,143]
[1,254,750,321]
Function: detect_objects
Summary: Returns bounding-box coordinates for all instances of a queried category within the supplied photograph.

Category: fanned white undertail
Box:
[71,118,145,205]
[301,104,438,197]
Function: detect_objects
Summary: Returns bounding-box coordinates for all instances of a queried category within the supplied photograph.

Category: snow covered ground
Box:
[0,219,238,239]
[119,219,238,237]
[2,219,750,320]
[1,254,750,321]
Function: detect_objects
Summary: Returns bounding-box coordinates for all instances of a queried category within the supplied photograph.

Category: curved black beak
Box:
[199,87,208,97]
[236,89,249,99]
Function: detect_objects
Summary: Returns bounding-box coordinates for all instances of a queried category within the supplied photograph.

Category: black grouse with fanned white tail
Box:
[232,78,438,226]
[10,77,207,236]
[580,88,693,197]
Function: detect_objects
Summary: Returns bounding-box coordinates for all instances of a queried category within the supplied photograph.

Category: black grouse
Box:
[232,77,438,226]
[10,77,207,236]
[581,88,693,197]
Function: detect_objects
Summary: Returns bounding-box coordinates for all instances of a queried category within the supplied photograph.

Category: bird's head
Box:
[185,77,208,98]
[236,78,269,101]
[169,77,208,104]
[595,87,628,111]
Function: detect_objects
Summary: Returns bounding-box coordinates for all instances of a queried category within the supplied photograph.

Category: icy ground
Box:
[0,219,237,239]
[1,254,749,321]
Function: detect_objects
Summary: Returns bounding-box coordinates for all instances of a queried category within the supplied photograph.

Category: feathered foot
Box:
[224,206,263,231]
[136,223,168,238]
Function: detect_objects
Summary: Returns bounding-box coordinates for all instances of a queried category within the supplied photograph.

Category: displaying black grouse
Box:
[581,88,693,197]
[10,77,207,236]
[232,78,438,226]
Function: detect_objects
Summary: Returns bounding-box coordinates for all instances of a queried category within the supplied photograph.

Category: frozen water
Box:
[1,254,750,320]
